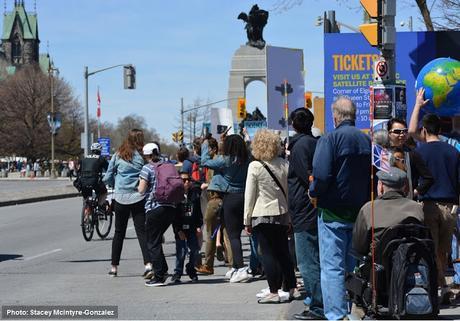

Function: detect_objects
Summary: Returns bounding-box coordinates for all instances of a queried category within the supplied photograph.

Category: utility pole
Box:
[181,97,184,137]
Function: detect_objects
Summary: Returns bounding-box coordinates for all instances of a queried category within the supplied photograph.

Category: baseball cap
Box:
[142,143,159,155]
[376,167,407,189]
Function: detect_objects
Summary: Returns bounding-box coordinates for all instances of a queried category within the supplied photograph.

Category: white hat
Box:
[143,143,159,155]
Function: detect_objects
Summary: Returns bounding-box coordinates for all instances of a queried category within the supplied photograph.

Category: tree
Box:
[0,65,83,160]
[433,0,460,30]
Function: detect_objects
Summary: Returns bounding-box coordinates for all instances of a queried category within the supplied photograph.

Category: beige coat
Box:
[244,158,289,226]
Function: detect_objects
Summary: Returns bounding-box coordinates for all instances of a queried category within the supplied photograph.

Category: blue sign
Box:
[244,120,267,140]
[324,31,460,132]
[98,137,111,157]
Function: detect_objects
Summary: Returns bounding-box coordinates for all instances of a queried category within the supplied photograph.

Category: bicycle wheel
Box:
[81,203,94,241]
[96,202,113,239]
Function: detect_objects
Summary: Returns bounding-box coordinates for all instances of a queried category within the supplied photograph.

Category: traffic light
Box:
[237,97,247,120]
[123,65,136,89]
[172,132,178,142]
[177,130,184,143]
[359,0,395,49]
[305,92,313,109]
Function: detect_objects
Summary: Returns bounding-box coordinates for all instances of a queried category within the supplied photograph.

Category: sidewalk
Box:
[0,178,80,207]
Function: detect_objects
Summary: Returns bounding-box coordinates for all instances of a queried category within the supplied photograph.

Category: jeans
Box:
[249,233,261,273]
[452,212,460,285]
[145,206,176,279]
[294,228,324,318]
[318,212,355,321]
[111,200,149,266]
[174,230,199,275]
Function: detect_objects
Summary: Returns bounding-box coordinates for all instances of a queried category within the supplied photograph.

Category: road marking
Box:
[24,249,62,261]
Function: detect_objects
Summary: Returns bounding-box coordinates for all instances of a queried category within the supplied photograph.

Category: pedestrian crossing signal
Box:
[238,98,246,120]
[305,92,313,109]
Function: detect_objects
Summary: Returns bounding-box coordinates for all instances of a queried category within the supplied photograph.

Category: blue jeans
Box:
[294,228,324,318]
[318,212,356,320]
[249,234,261,273]
[174,231,199,275]
[452,213,460,285]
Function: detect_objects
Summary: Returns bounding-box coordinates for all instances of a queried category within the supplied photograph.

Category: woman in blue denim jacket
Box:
[201,134,250,283]
[103,129,150,277]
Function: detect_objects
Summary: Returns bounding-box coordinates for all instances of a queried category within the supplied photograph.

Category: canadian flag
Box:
[97,88,101,118]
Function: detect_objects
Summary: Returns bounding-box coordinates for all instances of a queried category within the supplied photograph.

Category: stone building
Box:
[0,0,50,76]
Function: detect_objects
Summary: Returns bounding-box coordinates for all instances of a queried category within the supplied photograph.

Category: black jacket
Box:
[287,133,318,232]
[173,190,203,234]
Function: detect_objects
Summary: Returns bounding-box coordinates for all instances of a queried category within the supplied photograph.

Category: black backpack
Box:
[387,237,438,319]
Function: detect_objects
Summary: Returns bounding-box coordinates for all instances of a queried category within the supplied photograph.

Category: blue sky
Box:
[13,0,426,141]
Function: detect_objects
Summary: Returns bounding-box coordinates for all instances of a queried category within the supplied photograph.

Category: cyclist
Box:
[78,142,109,210]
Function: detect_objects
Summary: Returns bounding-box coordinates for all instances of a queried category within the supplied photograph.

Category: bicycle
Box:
[81,190,113,241]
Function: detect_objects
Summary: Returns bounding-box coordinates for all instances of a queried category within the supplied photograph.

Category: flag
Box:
[372,144,390,173]
[96,88,101,118]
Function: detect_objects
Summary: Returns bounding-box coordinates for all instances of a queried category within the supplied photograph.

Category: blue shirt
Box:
[416,141,460,204]
[103,151,145,204]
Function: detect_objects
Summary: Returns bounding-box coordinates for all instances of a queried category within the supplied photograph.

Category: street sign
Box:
[97,137,111,157]
[47,112,62,135]
[376,60,388,77]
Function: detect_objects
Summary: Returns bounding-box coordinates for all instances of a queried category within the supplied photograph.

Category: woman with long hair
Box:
[201,134,250,283]
[103,129,150,277]
[244,129,300,303]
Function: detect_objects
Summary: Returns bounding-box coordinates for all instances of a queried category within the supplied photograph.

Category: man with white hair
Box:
[309,97,371,320]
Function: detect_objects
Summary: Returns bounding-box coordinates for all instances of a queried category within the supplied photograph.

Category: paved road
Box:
[2,198,460,320]
[0,198,297,320]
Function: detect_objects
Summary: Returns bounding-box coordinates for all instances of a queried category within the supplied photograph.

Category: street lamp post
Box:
[83,64,134,156]
[49,66,59,179]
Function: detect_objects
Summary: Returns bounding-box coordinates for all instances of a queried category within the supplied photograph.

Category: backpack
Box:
[191,160,207,183]
[387,238,438,319]
[152,162,184,204]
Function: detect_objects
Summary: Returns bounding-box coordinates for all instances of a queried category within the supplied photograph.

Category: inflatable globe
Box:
[415,57,460,116]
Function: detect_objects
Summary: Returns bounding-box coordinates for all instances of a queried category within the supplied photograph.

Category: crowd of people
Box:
[0,158,79,179]
[75,90,460,320]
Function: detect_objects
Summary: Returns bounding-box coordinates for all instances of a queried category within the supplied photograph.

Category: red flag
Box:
[96,88,101,118]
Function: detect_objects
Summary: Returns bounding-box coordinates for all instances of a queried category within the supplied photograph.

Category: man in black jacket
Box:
[287,108,324,320]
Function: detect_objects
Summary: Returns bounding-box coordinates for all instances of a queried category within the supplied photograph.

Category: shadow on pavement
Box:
[0,254,23,262]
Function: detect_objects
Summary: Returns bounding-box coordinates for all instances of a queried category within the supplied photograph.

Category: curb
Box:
[0,192,80,207]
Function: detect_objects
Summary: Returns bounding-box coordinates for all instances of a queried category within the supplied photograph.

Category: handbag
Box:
[257,160,287,200]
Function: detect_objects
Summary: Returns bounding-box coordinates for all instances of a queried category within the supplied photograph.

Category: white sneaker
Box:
[256,287,270,298]
[225,268,237,279]
[229,268,250,283]
[278,289,290,302]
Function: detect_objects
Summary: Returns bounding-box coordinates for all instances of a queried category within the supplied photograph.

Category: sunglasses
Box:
[390,128,408,135]
[394,157,405,163]
[182,178,190,182]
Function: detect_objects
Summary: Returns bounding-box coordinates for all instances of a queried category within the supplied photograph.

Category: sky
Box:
[10,0,427,142]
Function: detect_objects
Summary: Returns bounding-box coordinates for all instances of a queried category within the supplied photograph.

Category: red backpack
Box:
[152,162,184,204]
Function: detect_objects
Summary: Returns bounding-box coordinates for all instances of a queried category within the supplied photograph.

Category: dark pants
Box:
[253,223,296,294]
[174,231,199,275]
[295,227,324,317]
[145,206,176,279]
[223,192,245,269]
[111,200,149,266]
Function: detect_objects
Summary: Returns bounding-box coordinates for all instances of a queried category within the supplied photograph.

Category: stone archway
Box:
[227,45,267,122]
